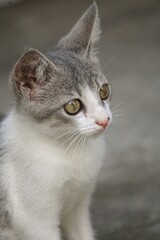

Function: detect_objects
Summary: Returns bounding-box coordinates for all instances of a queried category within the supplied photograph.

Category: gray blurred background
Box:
[0,0,160,239]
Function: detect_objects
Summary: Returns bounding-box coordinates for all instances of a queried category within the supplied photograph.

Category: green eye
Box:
[99,84,110,100]
[64,99,82,115]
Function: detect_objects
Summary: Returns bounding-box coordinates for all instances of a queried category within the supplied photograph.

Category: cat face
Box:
[66,85,112,136]
[62,87,112,136]
[10,3,112,137]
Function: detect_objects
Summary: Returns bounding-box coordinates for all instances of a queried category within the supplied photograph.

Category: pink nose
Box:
[95,117,110,128]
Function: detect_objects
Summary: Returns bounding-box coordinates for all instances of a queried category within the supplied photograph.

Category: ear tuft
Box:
[56,3,101,58]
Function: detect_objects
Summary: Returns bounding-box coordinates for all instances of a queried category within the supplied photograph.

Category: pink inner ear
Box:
[14,65,37,99]
[12,49,55,100]
[20,81,35,100]
[21,76,36,90]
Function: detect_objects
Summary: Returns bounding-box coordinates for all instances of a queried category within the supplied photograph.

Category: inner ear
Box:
[56,3,101,58]
[12,49,56,100]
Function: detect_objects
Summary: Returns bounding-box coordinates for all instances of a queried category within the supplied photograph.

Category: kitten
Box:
[0,3,112,240]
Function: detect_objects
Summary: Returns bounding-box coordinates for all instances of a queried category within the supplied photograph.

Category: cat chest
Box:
[59,178,91,215]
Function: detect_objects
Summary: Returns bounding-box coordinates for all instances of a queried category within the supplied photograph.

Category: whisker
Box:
[112,116,128,122]
[78,134,86,164]
[76,135,84,161]
[112,110,128,114]
[102,48,129,70]
[53,128,77,142]
[63,132,81,156]
[111,101,129,129]
[112,108,127,113]
[72,134,83,161]
[79,135,86,156]
[112,108,128,115]
[113,116,128,122]
[112,115,128,122]
[105,68,125,77]
[111,102,125,112]
[112,121,126,129]
[112,120,128,127]
[56,130,79,153]
[81,135,87,161]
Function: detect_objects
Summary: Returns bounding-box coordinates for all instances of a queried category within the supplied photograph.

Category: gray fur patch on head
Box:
[17,49,102,122]
[10,3,106,125]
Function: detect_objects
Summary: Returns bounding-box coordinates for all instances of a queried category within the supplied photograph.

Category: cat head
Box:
[10,3,112,138]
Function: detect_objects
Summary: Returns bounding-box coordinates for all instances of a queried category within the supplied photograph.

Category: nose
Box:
[95,117,110,128]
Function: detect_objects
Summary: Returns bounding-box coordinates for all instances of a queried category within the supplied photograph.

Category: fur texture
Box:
[0,3,112,240]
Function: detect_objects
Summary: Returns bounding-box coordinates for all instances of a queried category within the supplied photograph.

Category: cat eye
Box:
[99,84,110,100]
[64,99,82,115]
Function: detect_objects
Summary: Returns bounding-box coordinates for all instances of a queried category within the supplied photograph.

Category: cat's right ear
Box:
[10,49,57,100]
[56,3,101,59]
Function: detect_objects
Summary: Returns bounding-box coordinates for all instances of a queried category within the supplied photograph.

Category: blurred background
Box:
[0,0,160,239]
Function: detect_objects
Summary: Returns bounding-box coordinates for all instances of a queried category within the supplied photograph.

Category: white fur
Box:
[75,86,112,135]
[1,108,107,240]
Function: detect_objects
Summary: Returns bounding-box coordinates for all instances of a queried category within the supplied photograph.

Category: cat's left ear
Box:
[57,2,101,59]
[10,48,57,100]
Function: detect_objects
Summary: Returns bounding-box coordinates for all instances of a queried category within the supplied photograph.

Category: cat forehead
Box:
[47,50,105,93]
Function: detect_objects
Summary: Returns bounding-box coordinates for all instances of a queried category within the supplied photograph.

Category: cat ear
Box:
[11,49,56,100]
[57,2,101,58]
